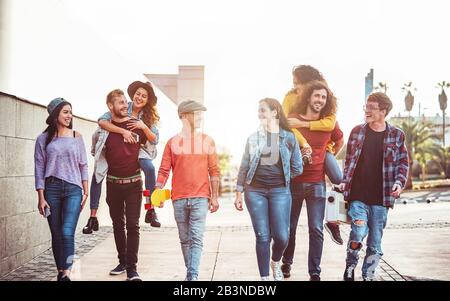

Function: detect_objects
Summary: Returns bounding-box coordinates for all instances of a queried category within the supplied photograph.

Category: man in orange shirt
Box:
[155,100,220,281]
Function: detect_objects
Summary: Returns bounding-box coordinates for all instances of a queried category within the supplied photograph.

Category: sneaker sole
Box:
[110,270,126,275]
[127,277,142,281]
[324,224,344,245]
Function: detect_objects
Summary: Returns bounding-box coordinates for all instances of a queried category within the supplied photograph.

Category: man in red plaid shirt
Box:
[340,92,409,281]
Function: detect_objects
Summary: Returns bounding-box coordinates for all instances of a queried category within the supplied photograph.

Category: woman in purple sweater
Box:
[34,98,89,281]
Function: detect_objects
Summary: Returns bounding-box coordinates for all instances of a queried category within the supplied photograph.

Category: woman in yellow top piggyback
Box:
[282,65,345,247]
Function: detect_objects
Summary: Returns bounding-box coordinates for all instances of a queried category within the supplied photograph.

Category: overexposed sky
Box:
[2,0,450,164]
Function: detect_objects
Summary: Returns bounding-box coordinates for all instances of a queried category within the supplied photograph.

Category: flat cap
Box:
[178,100,207,116]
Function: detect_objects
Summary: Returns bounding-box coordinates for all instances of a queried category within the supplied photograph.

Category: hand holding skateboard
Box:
[143,189,171,208]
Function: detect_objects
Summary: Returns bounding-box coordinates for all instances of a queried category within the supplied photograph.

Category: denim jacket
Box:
[236,127,303,192]
[91,127,109,184]
[98,102,159,160]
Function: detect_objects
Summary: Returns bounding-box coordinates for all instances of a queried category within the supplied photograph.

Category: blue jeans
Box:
[325,151,343,185]
[283,182,326,276]
[346,201,388,279]
[44,177,82,270]
[89,173,102,210]
[173,198,209,280]
[139,158,156,194]
[89,158,156,210]
[244,185,292,277]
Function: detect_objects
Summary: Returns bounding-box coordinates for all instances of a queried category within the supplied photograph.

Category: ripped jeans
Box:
[345,200,388,280]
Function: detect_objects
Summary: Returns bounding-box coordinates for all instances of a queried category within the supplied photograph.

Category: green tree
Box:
[391,119,440,187]
[218,152,232,174]
[415,140,442,181]
[217,151,232,195]
[432,146,450,178]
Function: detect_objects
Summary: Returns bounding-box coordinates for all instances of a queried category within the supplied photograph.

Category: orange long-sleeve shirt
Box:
[156,132,220,201]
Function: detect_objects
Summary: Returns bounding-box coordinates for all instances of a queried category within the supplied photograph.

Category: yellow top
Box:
[282,91,337,153]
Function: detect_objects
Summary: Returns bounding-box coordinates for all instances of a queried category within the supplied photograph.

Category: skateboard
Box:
[143,189,171,209]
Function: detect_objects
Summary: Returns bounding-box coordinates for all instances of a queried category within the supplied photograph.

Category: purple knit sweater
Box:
[34,132,89,190]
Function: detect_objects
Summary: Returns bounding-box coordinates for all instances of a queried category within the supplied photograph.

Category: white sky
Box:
[2,0,450,164]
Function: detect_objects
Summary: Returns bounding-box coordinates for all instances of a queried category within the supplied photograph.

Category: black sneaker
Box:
[145,209,161,228]
[60,275,71,281]
[82,217,99,234]
[281,263,291,278]
[110,263,127,275]
[343,265,355,281]
[127,271,142,281]
[324,222,344,245]
[310,274,321,281]
[57,271,63,281]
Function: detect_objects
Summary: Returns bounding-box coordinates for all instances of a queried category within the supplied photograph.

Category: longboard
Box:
[143,189,171,208]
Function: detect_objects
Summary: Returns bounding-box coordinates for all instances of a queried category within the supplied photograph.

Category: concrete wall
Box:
[0,91,103,277]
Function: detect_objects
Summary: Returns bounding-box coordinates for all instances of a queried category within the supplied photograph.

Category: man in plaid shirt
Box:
[340,92,409,281]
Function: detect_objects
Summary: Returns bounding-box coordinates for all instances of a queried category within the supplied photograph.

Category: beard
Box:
[309,102,324,113]
[114,107,128,118]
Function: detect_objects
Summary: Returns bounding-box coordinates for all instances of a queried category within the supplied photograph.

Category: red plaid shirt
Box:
[343,122,409,208]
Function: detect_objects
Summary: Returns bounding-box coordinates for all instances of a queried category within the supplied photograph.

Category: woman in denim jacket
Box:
[234,98,303,281]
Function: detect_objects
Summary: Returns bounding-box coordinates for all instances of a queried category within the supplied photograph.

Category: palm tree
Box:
[402,82,417,114]
[437,81,449,146]
[391,119,440,188]
[433,146,450,179]
[415,140,442,181]
[374,82,389,94]
[437,81,449,175]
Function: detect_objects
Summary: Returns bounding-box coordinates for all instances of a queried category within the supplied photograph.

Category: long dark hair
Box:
[287,65,327,95]
[295,80,337,118]
[259,98,292,132]
[141,100,160,128]
[44,101,72,148]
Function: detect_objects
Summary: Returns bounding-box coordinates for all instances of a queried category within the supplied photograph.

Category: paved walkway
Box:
[2,190,450,281]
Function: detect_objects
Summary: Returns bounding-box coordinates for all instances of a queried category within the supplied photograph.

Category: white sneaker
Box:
[261,276,271,281]
[271,260,284,281]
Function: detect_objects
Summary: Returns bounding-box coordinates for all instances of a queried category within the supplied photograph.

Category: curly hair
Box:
[295,80,337,118]
[287,65,327,95]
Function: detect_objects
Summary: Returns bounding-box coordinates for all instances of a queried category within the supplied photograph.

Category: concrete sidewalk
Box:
[2,192,450,281]
[72,226,355,281]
